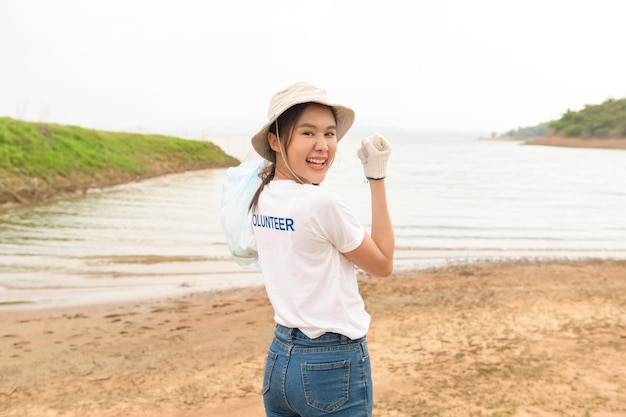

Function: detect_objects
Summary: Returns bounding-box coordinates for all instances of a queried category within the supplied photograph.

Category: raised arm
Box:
[344,135,395,277]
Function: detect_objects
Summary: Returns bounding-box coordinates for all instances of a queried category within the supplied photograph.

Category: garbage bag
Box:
[220,158,265,271]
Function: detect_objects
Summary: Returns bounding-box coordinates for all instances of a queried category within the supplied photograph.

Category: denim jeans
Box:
[262,324,373,417]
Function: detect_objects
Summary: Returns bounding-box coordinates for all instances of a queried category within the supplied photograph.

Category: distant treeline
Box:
[502,122,549,140]
[501,97,626,140]
[549,97,626,138]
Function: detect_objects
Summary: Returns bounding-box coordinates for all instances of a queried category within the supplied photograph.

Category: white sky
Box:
[1,0,625,137]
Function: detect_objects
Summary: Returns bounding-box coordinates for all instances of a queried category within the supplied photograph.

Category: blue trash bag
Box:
[220,158,265,271]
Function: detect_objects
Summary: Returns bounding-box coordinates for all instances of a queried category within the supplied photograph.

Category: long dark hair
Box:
[248,103,314,212]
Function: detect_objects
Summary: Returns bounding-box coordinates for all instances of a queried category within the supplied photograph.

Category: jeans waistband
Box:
[275,324,356,343]
[272,324,367,354]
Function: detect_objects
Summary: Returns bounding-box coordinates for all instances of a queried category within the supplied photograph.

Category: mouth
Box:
[306,157,327,169]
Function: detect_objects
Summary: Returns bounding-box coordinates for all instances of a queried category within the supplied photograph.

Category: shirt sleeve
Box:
[310,189,365,253]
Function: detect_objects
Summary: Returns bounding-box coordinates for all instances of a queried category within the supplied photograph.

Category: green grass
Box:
[0,117,238,177]
[0,117,240,206]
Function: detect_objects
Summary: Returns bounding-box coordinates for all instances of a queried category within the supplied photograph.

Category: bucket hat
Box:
[251,82,355,161]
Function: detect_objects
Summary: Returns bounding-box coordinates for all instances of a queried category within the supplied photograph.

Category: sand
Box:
[1,259,625,417]
[525,136,626,150]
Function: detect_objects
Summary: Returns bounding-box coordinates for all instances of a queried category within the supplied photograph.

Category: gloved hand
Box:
[357,134,391,180]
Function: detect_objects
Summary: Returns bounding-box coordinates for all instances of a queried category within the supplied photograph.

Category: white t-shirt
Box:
[253,180,369,339]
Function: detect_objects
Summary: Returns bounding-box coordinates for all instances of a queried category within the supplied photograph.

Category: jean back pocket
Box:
[301,359,350,412]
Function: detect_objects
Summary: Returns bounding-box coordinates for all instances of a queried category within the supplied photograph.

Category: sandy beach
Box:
[525,136,626,150]
[1,259,625,416]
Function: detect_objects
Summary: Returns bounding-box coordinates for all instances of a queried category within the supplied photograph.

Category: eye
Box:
[325,131,336,138]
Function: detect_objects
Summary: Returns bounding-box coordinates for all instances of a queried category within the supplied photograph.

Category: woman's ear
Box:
[268,132,281,153]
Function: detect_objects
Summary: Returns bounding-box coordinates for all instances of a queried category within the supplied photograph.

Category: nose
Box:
[314,135,328,151]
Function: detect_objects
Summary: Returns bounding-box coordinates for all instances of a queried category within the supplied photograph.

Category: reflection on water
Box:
[1,135,626,308]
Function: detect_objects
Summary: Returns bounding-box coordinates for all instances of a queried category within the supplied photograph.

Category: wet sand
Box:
[1,259,625,416]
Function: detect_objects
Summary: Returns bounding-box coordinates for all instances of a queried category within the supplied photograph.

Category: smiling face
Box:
[269,103,338,185]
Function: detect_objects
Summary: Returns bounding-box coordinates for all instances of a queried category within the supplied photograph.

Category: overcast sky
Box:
[1,0,625,137]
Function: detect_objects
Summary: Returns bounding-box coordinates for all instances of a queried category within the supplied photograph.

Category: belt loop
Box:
[341,334,347,345]
[287,327,294,344]
[359,339,369,362]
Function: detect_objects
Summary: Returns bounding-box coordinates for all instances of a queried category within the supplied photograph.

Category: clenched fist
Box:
[356,134,391,180]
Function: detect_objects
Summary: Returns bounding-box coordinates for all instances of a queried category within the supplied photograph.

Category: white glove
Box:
[357,134,391,180]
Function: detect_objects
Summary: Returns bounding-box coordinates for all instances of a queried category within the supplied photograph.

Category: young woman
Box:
[249,82,394,417]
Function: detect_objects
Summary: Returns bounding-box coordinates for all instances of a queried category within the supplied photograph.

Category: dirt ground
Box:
[1,259,625,417]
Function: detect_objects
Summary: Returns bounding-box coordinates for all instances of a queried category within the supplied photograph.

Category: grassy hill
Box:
[0,117,239,207]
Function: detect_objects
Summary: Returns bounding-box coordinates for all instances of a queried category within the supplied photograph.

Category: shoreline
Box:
[3,253,624,312]
[524,135,626,150]
[0,165,233,211]
[2,258,625,416]
[481,134,626,150]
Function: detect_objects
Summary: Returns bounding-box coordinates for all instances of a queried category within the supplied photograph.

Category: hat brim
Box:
[251,103,355,161]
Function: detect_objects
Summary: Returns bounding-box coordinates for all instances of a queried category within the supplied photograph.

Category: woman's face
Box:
[271,103,338,185]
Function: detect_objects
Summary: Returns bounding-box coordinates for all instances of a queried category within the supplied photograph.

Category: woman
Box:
[250,82,394,417]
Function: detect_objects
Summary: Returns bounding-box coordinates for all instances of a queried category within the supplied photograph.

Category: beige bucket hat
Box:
[251,82,355,161]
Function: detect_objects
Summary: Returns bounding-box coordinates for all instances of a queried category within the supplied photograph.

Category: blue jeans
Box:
[262,324,373,417]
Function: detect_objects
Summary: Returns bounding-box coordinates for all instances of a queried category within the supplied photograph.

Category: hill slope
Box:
[0,117,239,207]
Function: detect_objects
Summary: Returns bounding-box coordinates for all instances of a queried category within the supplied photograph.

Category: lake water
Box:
[1,134,625,309]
